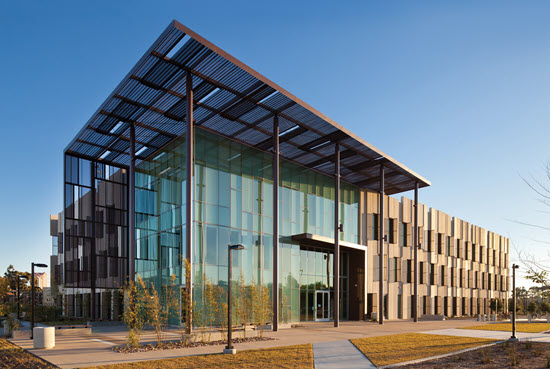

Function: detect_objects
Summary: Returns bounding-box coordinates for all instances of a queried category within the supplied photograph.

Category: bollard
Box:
[547,315,549,324]
[33,327,55,349]
[528,314,532,323]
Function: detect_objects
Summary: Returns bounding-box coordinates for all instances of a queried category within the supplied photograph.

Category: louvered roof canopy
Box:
[65,20,430,195]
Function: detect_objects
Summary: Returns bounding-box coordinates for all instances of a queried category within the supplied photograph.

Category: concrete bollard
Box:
[528,314,532,323]
[547,315,549,324]
[477,314,481,321]
[33,327,55,349]
[493,314,497,322]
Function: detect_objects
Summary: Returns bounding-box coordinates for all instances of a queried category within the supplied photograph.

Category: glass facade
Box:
[134,127,360,322]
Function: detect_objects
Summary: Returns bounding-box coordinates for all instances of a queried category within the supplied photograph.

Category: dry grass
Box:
[0,338,57,369]
[87,344,313,369]
[350,333,496,366]
[462,323,550,333]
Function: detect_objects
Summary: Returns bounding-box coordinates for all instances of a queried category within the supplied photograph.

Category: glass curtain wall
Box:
[133,127,359,323]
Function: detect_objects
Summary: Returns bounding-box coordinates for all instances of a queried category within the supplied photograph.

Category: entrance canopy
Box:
[64,20,430,195]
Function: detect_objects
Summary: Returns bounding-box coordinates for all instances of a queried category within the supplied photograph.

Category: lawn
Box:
[86,344,313,369]
[350,333,496,367]
[462,323,550,333]
[0,338,57,369]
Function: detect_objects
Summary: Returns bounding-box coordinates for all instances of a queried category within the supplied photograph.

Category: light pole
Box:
[510,264,519,342]
[224,244,244,355]
[31,262,48,339]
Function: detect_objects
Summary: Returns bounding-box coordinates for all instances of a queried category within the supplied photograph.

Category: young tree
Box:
[122,276,148,349]
[234,273,251,338]
[202,277,219,342]
[145,274,180,348]
[180,258,194,336]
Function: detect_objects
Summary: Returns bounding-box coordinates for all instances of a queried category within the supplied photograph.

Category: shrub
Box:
[480,347,491,364]
[507,345,520,366]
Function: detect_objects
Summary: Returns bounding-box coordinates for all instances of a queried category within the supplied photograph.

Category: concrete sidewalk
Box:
[9,319,488,368]
[422,327,550,342]
[313,340,375,369]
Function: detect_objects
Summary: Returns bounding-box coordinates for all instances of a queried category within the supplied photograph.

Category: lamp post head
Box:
[512,264,519,269]
[229,244,244,251]
[33,263,48,268]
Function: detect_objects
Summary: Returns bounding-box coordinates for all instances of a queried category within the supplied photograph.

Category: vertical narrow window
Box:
[372,214,379,241]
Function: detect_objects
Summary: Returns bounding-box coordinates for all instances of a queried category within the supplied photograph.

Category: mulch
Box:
[113,336,275,353]
[400,341,550,368]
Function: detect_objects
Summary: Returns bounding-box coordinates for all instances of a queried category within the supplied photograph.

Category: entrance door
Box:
[315,291,330,321]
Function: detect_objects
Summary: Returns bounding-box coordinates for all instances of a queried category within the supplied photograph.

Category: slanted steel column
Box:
[129,123,136,282]
[272,115,280,332]
[378,165,385,325]
[185,72,194,332]
[334,144,341,327]
[413,182,419,322]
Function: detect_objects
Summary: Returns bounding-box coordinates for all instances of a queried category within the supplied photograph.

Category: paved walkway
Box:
[313,340,375,369]
[423,328,550,342]
[8,320,490,368]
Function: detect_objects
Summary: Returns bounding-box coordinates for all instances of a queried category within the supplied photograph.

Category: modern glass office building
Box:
[50,21,509,326]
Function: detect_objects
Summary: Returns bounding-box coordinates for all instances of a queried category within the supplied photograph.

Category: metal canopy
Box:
[65,20,430,194]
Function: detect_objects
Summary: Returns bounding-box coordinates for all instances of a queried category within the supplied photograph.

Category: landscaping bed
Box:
[113,336,275,353]
[400,341,550,368]
[0,338,57,369]
[91,344,313,368]
[350,333,496,367]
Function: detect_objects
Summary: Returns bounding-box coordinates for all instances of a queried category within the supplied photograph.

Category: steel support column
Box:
[378,165,385,325]
[272,115,280,332]
[185,72,194,333]
[129,123,136,282]
[334,144,340,327]
[90,161,97,320]
[413,182,419,322]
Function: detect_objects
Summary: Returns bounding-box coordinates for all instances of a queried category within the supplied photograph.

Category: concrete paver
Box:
[313,340,375,369]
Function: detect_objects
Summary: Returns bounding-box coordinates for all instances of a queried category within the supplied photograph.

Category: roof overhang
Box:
[64,20,430,195]
[291,233,367,252]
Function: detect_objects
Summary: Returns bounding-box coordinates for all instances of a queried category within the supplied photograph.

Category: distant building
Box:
[34,272,49,289]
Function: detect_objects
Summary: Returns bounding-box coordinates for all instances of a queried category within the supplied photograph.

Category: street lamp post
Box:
[224,244,244,355]
[510,264,519,342]
[31,262,48,339]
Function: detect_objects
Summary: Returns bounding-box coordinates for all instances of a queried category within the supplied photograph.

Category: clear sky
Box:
[1,1,549,287]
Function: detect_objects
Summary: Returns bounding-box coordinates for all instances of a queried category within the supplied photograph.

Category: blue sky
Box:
[1,1,549,287]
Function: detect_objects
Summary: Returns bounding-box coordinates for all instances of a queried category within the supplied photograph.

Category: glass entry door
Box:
[315,291,330,321]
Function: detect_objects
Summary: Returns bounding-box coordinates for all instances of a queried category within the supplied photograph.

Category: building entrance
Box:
[315,290,330,321]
